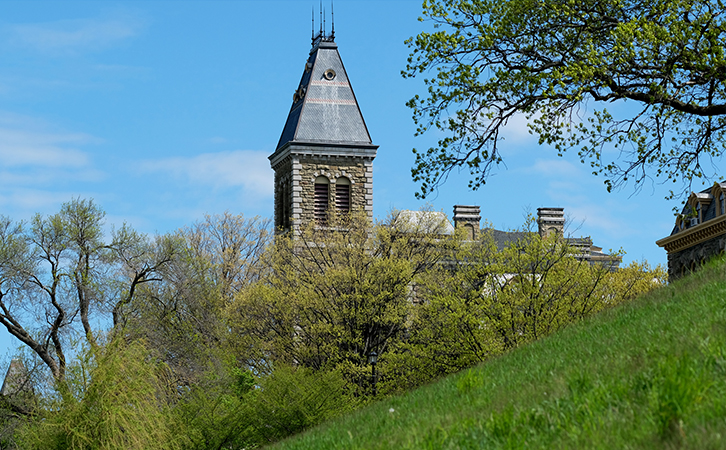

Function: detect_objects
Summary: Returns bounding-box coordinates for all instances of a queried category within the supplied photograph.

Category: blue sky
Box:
[0,1,711,355]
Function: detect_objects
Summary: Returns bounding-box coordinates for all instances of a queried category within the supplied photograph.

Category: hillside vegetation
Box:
[272,256,726,450]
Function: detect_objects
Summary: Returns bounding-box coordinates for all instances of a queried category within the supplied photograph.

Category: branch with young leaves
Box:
[404,0,726,199]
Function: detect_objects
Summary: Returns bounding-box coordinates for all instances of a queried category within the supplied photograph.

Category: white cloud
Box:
[139,150,274,197]
[0,112,98,169]
[6,12,145,55]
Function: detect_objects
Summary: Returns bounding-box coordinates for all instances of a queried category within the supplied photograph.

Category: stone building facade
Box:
[269,31,377,233]
[657,182,726,280]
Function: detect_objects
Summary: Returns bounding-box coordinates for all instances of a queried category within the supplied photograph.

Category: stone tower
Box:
[269,29,378,233]
[453,205,481,241]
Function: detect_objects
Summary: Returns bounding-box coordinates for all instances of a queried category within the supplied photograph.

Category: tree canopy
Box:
[404,0,726,199]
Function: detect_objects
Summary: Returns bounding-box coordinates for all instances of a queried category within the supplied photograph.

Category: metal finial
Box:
[323,5,326,37]
[331,0,335,39]
[319,0,323,35]
[312,6,315,41]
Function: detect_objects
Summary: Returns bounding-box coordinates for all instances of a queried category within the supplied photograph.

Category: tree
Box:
[0,198,177,388]
[17,339,182,450]
[228,211,455,393]
[386,222,664,392]
[404,0,726,199]
[124,212,270,388]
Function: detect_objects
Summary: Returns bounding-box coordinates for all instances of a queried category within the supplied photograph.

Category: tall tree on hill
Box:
[0,198,177,388]
[404,0,726,199]
[229,210,455,393]
[125,212,271,387]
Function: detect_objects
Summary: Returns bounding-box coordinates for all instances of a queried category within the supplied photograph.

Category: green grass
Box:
[269,256,726,449]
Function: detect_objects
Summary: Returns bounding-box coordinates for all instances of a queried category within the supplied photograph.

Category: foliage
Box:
[386,225,664,393]
[267,256,726,450]
[16,339,180,450]
[124,212,270,388]
[228,211,455,393]
[248,365,355,445]
[0,198,177,387]
[404,0,726,199]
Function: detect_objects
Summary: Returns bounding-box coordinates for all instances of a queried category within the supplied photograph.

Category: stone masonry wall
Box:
[668,233,726,280]
[273,158,293,230]
[297,156,372,226]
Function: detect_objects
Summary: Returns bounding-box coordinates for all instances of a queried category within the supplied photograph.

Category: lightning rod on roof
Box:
[319,0,323,35]
[331,0,335,39]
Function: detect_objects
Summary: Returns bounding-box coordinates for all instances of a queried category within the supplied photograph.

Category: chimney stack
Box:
[537,207,564,238]
[453,205,481,240]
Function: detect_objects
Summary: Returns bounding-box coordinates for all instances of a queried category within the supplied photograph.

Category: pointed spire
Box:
[275,33,373,149]
[331,1,335,39]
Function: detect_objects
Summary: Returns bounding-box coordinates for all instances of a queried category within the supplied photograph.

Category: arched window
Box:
[720,193,725,215]
[314,176,329,224]
[335,177,351,213]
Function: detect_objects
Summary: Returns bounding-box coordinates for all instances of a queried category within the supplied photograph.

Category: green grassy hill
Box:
[270,256,726,449]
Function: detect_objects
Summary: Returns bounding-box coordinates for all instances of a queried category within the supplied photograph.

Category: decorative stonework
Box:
[297,155,372,227]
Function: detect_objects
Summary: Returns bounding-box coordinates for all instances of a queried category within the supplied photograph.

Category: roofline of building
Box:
[656,214,726,254]
[269,141,378,168]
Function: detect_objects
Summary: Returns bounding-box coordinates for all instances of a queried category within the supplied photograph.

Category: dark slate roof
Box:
[276,37,372,150]
[486,229,594,250]
[485,229,531,251]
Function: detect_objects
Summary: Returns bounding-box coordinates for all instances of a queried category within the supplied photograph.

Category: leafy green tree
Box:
[387,223,664,392]
[228,211,454,393]
[124,212,270,388]
[404,0,726,198]
[0,198,177,389]
[16,339,180,450]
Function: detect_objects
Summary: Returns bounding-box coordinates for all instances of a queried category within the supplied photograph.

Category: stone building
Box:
[269,29,377,233]
[656,182,726,280]
[268,27,622,273]
[452,206,621,269]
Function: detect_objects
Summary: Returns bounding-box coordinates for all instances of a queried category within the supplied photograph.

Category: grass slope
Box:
[271,256,726,450]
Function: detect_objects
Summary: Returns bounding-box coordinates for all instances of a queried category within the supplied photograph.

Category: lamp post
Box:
[368,350,378,397]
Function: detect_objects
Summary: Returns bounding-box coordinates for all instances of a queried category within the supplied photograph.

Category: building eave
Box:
[269,140,378,168]
[656,214,726,254]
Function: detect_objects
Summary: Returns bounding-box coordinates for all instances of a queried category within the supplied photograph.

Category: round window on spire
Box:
[323,69,336,80]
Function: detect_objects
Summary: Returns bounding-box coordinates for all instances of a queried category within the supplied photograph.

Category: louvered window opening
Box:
[336,184,350,213]
[314,182,329,224]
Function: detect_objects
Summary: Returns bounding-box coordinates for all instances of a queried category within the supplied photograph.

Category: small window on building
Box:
[314,176,329,225]
[335,177,351,213]
[720,193,725,215]
[696,203,702,223]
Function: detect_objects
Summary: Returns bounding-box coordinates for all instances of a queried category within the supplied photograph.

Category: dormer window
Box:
[720,193,725,216]
[314,176,330,225]
[697,203,702,222]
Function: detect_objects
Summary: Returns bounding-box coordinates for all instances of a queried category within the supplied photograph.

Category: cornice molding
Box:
[656,215,726,254]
